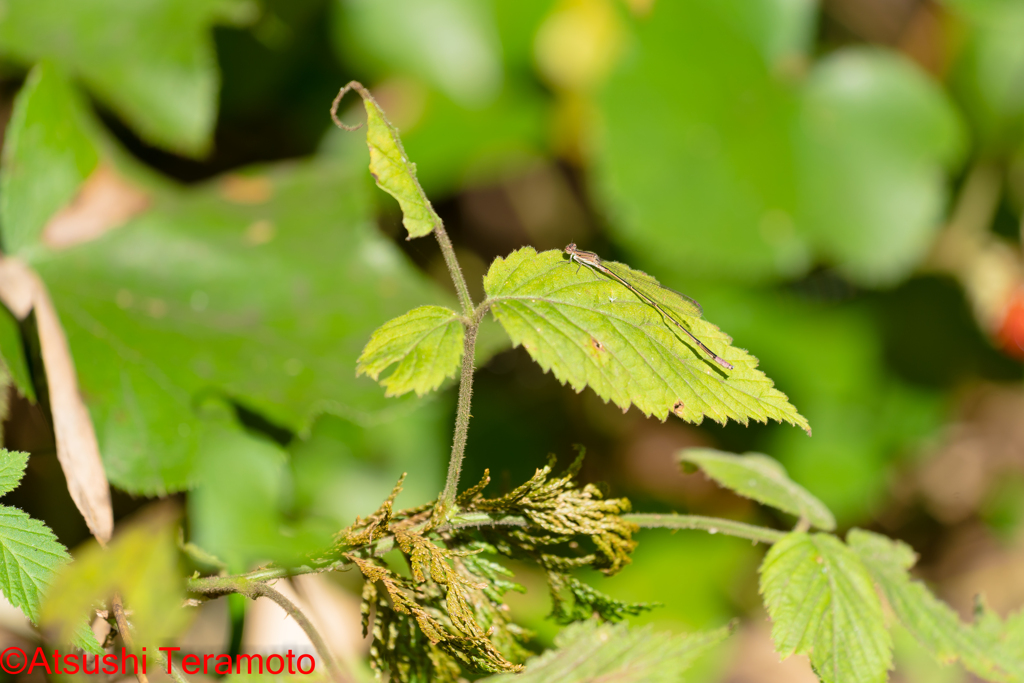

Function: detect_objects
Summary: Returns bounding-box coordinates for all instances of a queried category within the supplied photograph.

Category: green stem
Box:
[434,225,474,316]
[435,319,480,522]
[624,513,786,544]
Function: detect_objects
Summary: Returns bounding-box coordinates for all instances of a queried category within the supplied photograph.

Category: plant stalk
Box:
[623,513,786,544]
[187,576,346,683]
[434,225,474,316]
[111,593,149,683]
[435,319,480,522]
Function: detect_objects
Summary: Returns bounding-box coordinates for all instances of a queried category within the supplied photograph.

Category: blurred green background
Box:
[2,0,1024,680]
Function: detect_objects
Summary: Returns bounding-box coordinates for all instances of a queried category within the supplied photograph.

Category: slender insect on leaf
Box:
[484,247,810,431]
[564,243,733,369]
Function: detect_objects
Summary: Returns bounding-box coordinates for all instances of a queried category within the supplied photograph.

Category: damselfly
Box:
[563,243,733,370]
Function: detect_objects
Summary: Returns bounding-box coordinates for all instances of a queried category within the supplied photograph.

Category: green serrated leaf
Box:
[483,247,809,431]
[482,618,731,683]
[0,0,252,156]
[357,305,464,397]
[356,86,441,239]
[0,450,28,497]
[678,449,834,530]
[849,529,1022,681]
[760,532,892,683]
[41,508,187,648]
[0,450,101,653]
[0,62,100,256]
[0,506,70,623]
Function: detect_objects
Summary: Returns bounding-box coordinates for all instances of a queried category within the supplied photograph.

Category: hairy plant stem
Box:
[434,226,474,315]
[436,320,479,522]
[188,577,345,682]
[623,513,786,544]
[186,511,784,598]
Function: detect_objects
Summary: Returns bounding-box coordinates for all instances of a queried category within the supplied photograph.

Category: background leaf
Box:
[0,62,99,257]
[760,532,892,683]
[357,305,464,397]
[797,48,964,285]
[189,419,327,572]
[337,0,502,108]
[25,157,451,494]
[482,618,731,683]
[678,448,835,530]
[0,303,34,402]
[483,247,809,431]
[595,0,808,282]
[0,0,253,156]
[595,1,961,288]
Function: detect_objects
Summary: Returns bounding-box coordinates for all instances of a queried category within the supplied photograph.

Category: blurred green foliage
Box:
[0,0,1023,679]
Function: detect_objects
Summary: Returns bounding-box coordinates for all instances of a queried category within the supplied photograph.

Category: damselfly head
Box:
[565,243,578,253]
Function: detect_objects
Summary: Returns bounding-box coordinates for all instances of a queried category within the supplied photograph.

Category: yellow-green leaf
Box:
[357,305,464,397]
[41,508,187,648]
[679,449,834,530]
[483,247,809,431]
[343,82,441,239]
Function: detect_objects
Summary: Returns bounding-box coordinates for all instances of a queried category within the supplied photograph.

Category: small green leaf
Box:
[0,304,35,402]
[482,618,731,683]
[483,247,809,431]
[41,508,187,648]
[0,506,69,624]
[357,305,464,397]
[760,532,892,683]
[678,449,834,530]
[346,83,441,239]
[0,450,28,497]
[849,529,1022,681]
[0,62,99,256]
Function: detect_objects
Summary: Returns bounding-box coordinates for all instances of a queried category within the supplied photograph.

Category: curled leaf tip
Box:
[330,80,369,131]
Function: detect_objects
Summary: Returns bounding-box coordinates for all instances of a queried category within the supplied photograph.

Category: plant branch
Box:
[434,225,474,316]
[187,576,345,683]
[111,593,149,683]
[435,320,480,522]
[623,513,786,544]
[250,582,346,683]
